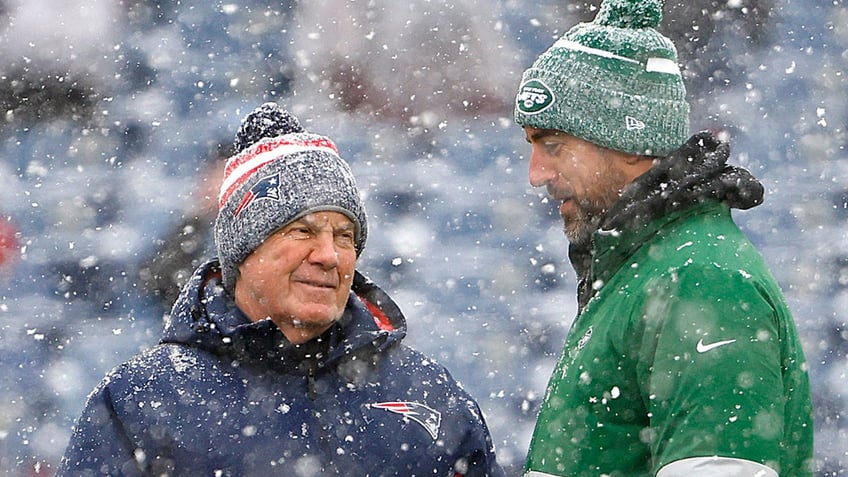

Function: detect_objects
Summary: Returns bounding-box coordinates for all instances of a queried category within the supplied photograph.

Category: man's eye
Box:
[287,227,311,237]
[543,141,561,155]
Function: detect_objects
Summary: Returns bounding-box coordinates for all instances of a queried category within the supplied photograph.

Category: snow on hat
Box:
[514,0,689,156]
[214,103,367,293]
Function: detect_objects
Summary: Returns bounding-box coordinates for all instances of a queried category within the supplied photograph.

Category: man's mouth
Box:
[553,192,575,212]
[296,278,337,289]
[559,199,575,216]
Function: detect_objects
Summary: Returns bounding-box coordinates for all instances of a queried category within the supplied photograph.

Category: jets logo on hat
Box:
[516,79,555,115]
[372,401,442,440]
[234,172,281,217]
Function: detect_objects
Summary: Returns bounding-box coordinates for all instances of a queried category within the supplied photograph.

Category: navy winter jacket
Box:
[58,260,505,477]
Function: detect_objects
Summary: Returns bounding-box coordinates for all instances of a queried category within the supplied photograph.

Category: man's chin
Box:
[563,218,598,248]
[277,317,337,344]
[564,230,591,248]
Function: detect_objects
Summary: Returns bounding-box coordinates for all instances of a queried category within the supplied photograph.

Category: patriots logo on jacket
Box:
[372,401,442,440]
[234,173,281,217]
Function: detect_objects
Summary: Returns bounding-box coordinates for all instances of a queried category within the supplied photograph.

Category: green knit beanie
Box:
[514,0,689,156]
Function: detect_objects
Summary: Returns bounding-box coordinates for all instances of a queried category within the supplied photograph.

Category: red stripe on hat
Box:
[233,190,255,218]
[219,161,271,209]
[223,136,339,179]
[218,136,339,209]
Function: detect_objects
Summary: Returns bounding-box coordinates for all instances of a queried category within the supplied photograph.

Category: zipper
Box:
[307,365,317,401]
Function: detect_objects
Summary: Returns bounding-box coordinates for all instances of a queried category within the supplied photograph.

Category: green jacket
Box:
[525,133,813,477]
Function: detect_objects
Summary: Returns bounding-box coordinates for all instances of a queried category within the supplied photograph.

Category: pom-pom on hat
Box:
[514,0,689,156]
[215,103,367,293]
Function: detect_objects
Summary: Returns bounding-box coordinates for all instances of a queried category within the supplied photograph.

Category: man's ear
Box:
[617,152,656,182]
[621,153,655,165]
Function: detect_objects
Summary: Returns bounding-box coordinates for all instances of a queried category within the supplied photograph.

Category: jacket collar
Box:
[162,260,407,373]
[570,131,764,309]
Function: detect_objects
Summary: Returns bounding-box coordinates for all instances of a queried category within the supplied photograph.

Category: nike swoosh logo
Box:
[696,338,737,353]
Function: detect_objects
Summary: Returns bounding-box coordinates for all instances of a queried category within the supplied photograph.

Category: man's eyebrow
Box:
[527,129,562,142]
[298,214,355,230]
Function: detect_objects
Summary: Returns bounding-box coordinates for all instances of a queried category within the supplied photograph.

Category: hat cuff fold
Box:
[515,66,689,156]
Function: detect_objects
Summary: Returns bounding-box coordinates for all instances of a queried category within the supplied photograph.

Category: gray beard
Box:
[559,156,632,250]
[563,213,601,250]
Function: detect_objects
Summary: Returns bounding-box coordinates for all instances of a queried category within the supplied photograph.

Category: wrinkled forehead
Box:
[295,210,356,229]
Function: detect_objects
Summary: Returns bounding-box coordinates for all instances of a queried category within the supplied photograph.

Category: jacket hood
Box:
[161,260,407,372]
[570,131,764,308]
[602,131,763,233]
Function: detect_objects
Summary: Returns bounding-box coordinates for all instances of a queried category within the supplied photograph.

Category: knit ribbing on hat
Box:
[218,135,341,209]
[514,0,689,156]
[214,114,367,294]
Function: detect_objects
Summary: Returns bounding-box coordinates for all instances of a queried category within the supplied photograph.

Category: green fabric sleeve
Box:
[637,263,785,474]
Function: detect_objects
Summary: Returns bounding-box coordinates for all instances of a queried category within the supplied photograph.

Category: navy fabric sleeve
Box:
[58,381,143,477]
[461,397,506,477]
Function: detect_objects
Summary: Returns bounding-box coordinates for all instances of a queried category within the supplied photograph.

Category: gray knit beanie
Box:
[214,103,367,294]
[514,0,689,156]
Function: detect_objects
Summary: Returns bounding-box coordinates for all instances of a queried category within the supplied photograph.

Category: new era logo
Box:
[625,115,645,131]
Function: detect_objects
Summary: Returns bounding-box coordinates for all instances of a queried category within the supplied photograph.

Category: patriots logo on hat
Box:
[234,172,281,217]
[372,401,442,440]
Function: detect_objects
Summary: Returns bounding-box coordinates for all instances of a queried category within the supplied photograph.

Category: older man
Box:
[59,103,505,477]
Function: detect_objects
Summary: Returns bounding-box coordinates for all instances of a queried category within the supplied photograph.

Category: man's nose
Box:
[528,147,556,188]
[308,233,339,268]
